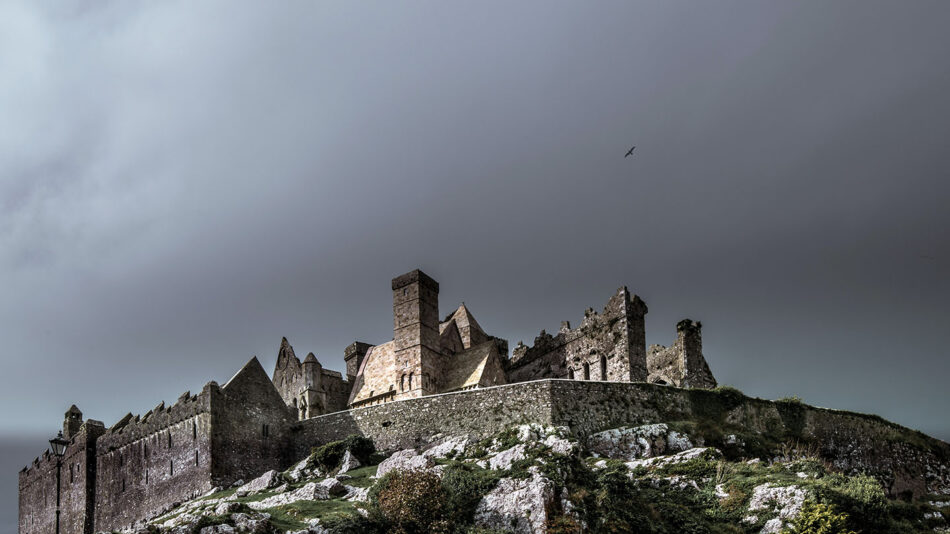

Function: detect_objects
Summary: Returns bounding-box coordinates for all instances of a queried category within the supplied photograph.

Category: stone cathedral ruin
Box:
[19,269,949,533]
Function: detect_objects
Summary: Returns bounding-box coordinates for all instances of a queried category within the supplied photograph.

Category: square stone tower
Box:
[392,269,441,398]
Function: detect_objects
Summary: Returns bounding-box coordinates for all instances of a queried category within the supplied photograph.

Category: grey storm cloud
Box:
[1,1,949,529]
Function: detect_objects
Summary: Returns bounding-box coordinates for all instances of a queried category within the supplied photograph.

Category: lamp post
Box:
[49,431,68,534]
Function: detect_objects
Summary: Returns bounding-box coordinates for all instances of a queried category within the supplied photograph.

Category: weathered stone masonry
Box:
[16,268,729,533]
[294,380,950,497]
[19,411,103,534]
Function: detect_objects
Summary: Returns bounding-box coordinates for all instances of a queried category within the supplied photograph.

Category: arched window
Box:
[600,355,607,380]
[167,432,172,448]
[583,362,590,380]
[568,368,574,380]
[193,420,197,440]
[400,374,405,391]
[169,460,174,476]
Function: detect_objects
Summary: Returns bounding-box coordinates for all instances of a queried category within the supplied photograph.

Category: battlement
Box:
[507,286,651,383]
[95,384,214,451]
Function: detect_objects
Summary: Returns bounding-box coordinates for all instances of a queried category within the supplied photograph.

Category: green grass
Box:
[265,498,359,531]
[341,464,378,488]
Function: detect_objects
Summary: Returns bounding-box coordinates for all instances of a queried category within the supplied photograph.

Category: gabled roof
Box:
[439,341,502,393]
[441,303,489,348]
[223,356,292,410]
[439,319,465,354]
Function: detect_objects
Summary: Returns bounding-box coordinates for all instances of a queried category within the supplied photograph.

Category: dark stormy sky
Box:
[2,1,950,529]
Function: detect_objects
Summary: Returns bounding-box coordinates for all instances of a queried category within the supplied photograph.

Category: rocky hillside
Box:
[105,416,949,534]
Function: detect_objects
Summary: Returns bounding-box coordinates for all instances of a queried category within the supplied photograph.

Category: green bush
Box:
[782,501,856,534]
[777,395,804,404]
[309,434,376,472]
[593,466,660,533]
[440,464,502,525]
[320,511,385,534]
[372,469,451,534]
[343,435,376,464]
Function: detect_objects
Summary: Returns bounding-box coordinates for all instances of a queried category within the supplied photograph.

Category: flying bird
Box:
[625,146,636,158]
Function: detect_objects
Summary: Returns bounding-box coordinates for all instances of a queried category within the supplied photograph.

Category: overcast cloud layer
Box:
[2,2,949,526]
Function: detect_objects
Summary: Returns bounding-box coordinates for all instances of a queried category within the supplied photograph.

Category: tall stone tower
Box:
[392,269,441,398]
[63,404,83,438]
[623,290,649,382]
[675,319,716,388]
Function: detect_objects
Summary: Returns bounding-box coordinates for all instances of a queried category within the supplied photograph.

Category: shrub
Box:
[343,435,376,464]
[440,464,501,525]
[310,434,376,472]
[777,395,803,404]
[320,511,385,534]
[546,514,585,533]
[782,501,856,534]
[373,469,451,534]
[593,466,660,533]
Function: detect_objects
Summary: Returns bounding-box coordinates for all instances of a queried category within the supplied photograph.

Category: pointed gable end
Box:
[223,356,289,410]
[448,303,489,349]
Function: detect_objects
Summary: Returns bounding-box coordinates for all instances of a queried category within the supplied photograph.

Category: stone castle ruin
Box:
[19,268,720,533]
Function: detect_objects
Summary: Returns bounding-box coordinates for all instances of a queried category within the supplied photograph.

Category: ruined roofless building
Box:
[271,269,714,416]
[19,268,715,533]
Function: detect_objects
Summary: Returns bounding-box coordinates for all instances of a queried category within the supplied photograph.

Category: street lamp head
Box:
[49,431,69,457]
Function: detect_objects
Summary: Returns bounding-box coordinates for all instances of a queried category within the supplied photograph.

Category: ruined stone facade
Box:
[647,319,717,388]
[507,287,649,384]
[19,268,718,533]
[272,337,350,419]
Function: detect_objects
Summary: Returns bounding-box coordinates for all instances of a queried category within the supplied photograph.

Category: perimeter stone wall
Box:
[292,379,950,497]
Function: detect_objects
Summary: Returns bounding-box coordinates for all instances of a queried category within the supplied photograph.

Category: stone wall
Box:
[507,287,647,383]
[94,387,215,532]
[292,381,554,457]
[211,358,297,487]
[546,380,949,496]
[19,421,103,534]
[291,379,950,498]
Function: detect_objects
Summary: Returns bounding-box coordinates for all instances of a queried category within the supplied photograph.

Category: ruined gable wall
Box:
[646,320,716,389]
[646,344,683,385]
[94,388,214,533]
[273,359,303,409]
[507,288,646,383]
[19,422,102,534]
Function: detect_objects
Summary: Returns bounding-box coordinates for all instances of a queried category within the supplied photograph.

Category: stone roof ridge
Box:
[223,356,265,390]
[66,404,82,415]
[303,352,319,364]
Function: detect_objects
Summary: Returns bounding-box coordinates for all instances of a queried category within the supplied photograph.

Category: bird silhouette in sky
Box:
[625,146,636,158]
